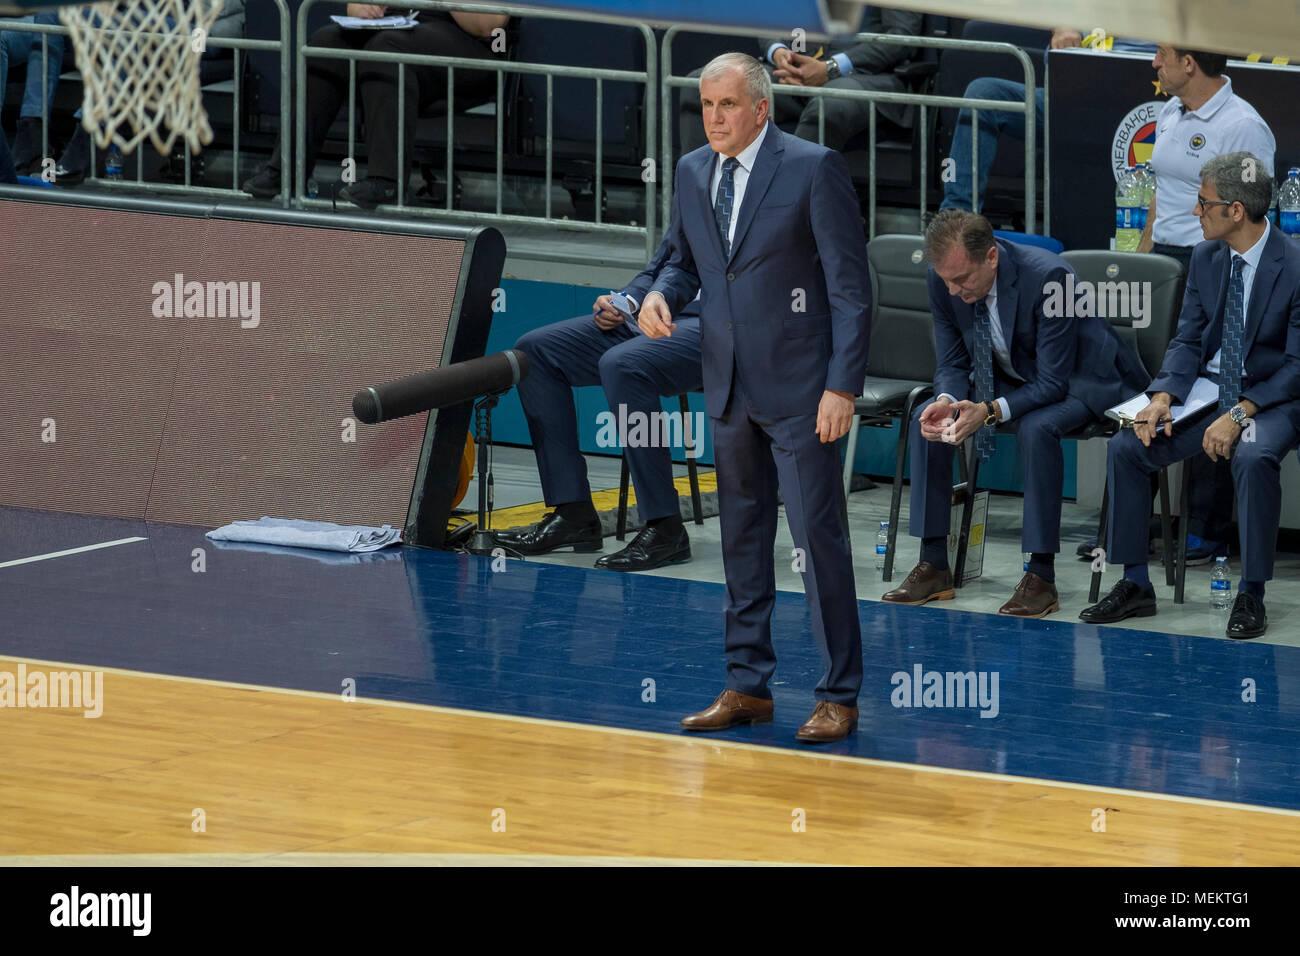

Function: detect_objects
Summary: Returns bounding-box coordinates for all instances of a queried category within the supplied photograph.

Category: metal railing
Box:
[3,11,1046,246]
[661,27,1039,236]
[1,4,293,204]
[295,0,658,260]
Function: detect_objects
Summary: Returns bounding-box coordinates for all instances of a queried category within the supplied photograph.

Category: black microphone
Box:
[352,350,530,424]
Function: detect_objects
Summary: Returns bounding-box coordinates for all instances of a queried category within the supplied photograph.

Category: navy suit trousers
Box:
[712,370,862,704]
[514,314,703,521]
[1106,405,1299,581]
[908,394,1096,555]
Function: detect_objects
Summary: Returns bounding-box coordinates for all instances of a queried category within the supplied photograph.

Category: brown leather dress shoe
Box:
[795,701,858,743]
[680,690,774,732]
[881,562,955,606]
[998,572,1060,618]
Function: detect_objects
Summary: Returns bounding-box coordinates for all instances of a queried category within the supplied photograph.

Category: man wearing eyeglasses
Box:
[1083,152,1300,639]
[1125,47,1277,570]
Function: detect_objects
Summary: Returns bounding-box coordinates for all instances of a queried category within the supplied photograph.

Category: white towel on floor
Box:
[206,517,401,553]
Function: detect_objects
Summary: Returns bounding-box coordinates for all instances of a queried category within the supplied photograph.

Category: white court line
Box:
[6,651,1300,820]
[0,537,147,569]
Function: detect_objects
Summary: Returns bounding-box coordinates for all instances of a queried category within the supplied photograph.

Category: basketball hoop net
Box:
[59,0,226,155]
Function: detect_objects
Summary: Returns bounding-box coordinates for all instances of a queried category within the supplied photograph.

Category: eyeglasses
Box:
[1196,196,1235,213]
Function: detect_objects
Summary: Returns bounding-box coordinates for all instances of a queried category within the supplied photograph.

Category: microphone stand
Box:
[467,389,507,556]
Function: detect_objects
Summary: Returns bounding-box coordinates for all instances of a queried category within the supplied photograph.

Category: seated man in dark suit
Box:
[494,235,704,572]
[883,210,1147,617]
[1082,152,1300,638]
[679,6,922,154]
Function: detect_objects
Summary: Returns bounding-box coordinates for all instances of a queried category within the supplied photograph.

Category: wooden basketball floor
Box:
[2,507,1299,865]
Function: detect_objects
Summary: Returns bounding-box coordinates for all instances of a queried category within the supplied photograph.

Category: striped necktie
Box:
[1218,254,1246,412]
[713,157,739,258]
[973,300,996,462]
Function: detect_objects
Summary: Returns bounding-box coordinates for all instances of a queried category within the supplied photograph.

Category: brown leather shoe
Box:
[998,572,1060,618]
[795,701,859,743]
[881,562,955,606]
[680,690,774,732]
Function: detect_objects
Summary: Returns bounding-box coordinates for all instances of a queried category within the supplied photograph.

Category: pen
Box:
[1121,418,1175,428]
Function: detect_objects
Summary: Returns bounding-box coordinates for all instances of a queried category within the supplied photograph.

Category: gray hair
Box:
[700,52,772,108]
[1200,151,1273,223]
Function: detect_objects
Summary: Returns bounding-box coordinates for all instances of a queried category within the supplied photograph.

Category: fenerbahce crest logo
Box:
[1111,101,1164,181]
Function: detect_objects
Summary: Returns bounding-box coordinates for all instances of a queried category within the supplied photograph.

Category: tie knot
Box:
[1232,254,1246,274]
[722,157,739,174]
[974,300,989,319]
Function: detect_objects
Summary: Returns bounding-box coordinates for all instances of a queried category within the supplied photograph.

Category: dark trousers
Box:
[0,126,16,184]
[907,394,1096,554]
[1106,406,1299,581]
[712,368,862,705]
[1150,243,1193,272]
[1149,244,1236,543]
[272,20,498,181]
[514,312,703,522]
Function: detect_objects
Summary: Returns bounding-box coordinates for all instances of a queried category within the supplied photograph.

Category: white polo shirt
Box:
[1149,75,1276,246]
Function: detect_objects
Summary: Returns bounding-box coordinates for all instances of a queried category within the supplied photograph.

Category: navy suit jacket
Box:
[1148,224,1300,427]
[622,233,700,322]
[650,124,871,419]
[929,239,1147,418]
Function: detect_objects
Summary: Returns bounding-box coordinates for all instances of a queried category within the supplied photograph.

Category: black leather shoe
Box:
[595,523,690,572]
[339,177,398,210]
[492,511,602,556]
[1079,578,1157,623]
[242,165,282,199]
[1226,592,1267,639]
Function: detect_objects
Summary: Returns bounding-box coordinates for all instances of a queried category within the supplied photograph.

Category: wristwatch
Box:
[824,57,841,81]
[983,401,998,427]
[1229,404,1248,426]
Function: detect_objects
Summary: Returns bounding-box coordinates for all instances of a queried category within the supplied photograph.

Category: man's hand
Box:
[1132,393,1173,448]
[592,294,625,331]
[945,400,989,445]
[918,397,955,441]
[347,4,387,18]
[1050,28,1083,49]
[776,52,830,88]
[816,390,855,443]
[1203,413,1242,462]
[772,47,795,73]
[638,292,676,338]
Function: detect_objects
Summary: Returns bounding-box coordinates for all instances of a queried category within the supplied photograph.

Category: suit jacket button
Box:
[727,272,736,281]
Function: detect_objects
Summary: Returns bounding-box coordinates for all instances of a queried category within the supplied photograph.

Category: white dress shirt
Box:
[709,121,770,247]
[1205,225,1269,375]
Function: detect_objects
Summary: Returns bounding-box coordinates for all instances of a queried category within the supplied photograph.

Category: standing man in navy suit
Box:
[1083,152,1300,638]
[882,210,1147,617]
[640,53,871,743]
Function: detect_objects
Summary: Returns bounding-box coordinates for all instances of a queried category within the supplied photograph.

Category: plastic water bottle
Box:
[1115,166,1142,251]
[1210,556,1232,610]
[876,521,888,572]
[1278,168,1300,239]
[105,146,123,182]
[1023,552,1031,572]
[1142,163,1158,217]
